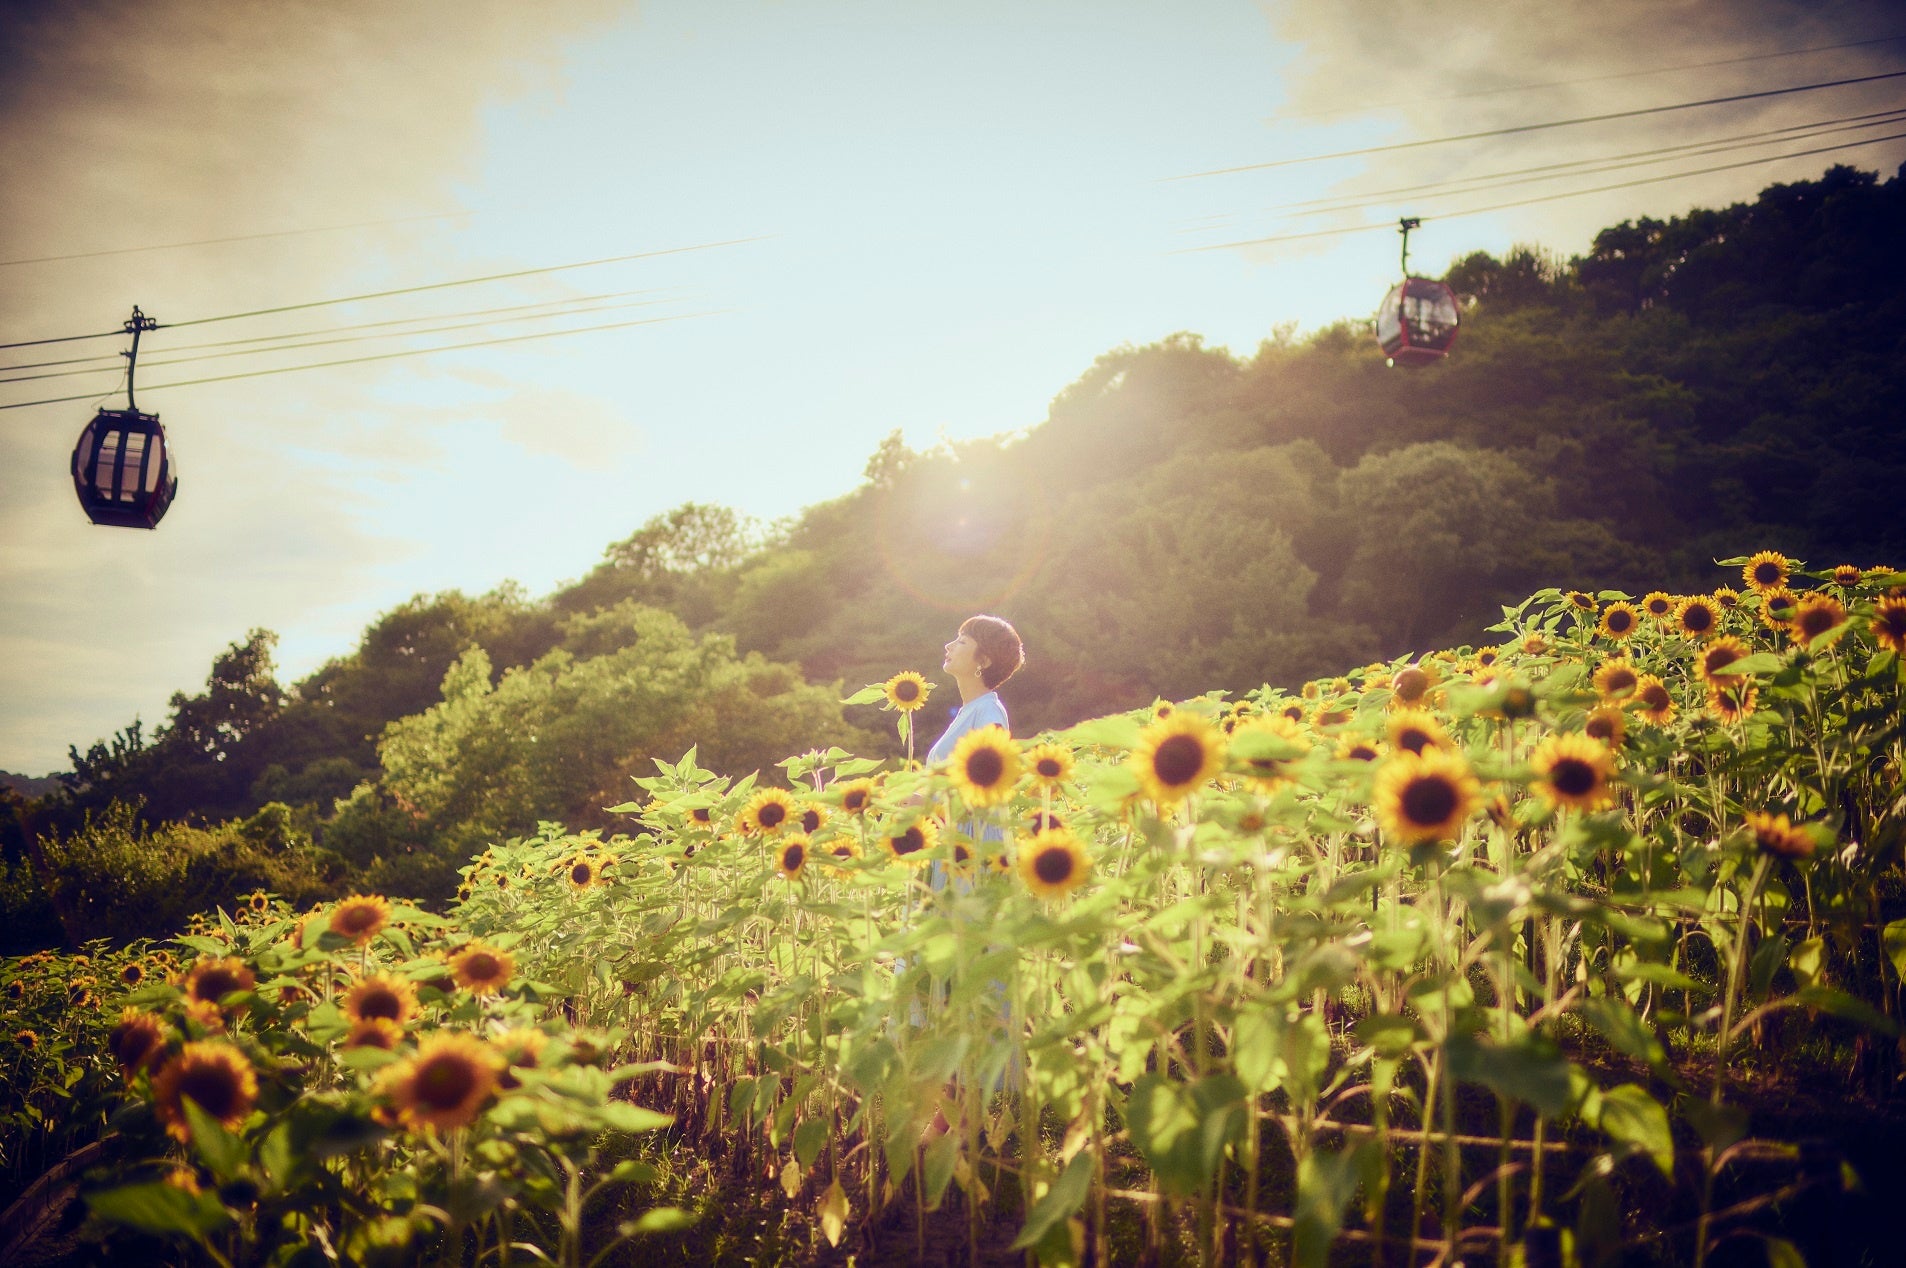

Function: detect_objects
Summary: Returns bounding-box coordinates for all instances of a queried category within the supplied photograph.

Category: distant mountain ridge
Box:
[1,771,59,799]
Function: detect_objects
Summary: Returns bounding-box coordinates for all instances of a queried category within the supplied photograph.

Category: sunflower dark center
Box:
[1768,598,1795,619]
[965,748,1005,786]
[1036,758,1063,778]
[1033,848,1074,885]
[1797,609,1836,638]
[757,802,787,829]
[1684,605,1714,631]
[1394,669,1430,701]
[1648,599,1670,615]
[1281,706,1304,722]
[801,809,821,832]
[1606,610,1634,633]
[1604,667,1636,694]
[1151,734,1206,786]
[416,1056,477,1110]
[358,988,403,1021]
[178,1065,244,1119]
[337,908,380,935]
[1397,728,1432,755]
[1400,777,1458,828]
[194,970,242,1001]
[1705,649,1741,675]
[894,827,925,855]
[1550,758,1597,797]
[894,680,920,702]
[1640,684,1671,711]
[1585,715,1618,742]
[463,954,500,981]
[1348,744,1378,761]
[1882,610,1906,637]
[691,808,711,823]
[1754,562,1783,585]
[783,843,805,871]
[570,863,592,885]
[844,790,868,812]
[953,843,971,862]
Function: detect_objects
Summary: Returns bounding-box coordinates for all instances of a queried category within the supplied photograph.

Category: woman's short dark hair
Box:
[960,615,1024,691]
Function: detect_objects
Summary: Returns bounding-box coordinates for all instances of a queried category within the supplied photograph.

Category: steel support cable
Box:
[0,234,763,351]
[1178,129,1906,253]
[1258,109,1906,222]
[1244,106,1906,217]
[1168,69,1906,180]
[0,296,679,386]
[1281,34,1906,121]
[0,287,678,375]
[0,310,723,411]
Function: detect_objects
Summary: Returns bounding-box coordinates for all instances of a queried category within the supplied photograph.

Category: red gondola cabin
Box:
[1375,277,1460,367]
[71,407,178,529]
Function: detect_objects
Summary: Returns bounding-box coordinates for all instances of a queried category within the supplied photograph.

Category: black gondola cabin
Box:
[71,407,178,529]
[1375,277,1460,367]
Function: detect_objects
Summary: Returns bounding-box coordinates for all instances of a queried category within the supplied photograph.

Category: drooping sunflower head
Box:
[108,1008,167,1078]
[1025,743,1075,789]
[1565,590,1597,612]
[327,895,392,947]
[380,1032,502,1133]
[1696,636,1751,684]
[1832,564,1863,588]
[1017,828,1091,899]
[448,944,514,996]
[1642,592,1675,619]
[1743,550,1791,594]
[1712,587,1742,609]
[1583,707,1627,749]
[1632,675,1675,725]
[838,779,876,816]
[884,817,939,862]
[1231,715,1310,789]
[152,1041,258,1142]
[1130,714,1226,806]
[15,1029,38,1050]
[1744,811,1816,860]
[1788,594,1847,647]
[741,788,797,835]
[882,671,932,713]
[798,803,828,836]
[181,957,257,1011]
[949,726,1022,808]
[1372,748,1481,845]
[1598,602,1641,640]
[1706,678,1759,724]
[1758,588,1798,630]
[343,973,419,1027]
[777,835,809,880]
[1520,634,1550,656]
[1871,595,1906,654]
[1531,733,1617,811]
[1592,659,1639,702]
[1389,663,1439,707]
[345,1018,405,1051]
[1675,595,1721,640]
[1385,708,1448,757]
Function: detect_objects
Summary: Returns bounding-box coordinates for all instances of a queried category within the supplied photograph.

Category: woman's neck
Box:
[955,674,990,706]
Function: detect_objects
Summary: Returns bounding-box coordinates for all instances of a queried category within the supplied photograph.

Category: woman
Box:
[926,614,1024,765]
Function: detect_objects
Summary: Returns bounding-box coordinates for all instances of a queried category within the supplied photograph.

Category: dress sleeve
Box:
[974,694,1010,736]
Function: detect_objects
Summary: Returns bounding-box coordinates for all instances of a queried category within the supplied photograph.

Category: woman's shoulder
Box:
[973,692,1010,731]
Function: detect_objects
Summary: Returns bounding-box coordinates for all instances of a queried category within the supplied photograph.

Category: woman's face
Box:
[943,630,987,680]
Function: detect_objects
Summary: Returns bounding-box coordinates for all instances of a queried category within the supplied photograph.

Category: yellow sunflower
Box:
[1674,595,1721,640]
[1372,748,1481,845]
[797,803,829,836]
[1742,550,1791,594]
[1474,646,1501,668]
[1706,679,1759,723]
[1744,811,1815,860]
[1150,700,1174,720]
[1017,829,1090,898]
[119,961,146,988]
[1598,602,1641,640]
[1520,634,1550,656]
[180,957,256,1013]
[884,817,939,862]
[1696,636,1752,686]
[327,894,392,946]
[1642,591,1675,620]
[1832,564,1862,588]
[15,1029,38,1050]
[1389,663,1439,707]
[449,944,514,996]
[1531,733,1617,811]
[345,1019,404,1051]
[1025,743,1074,789]
[741,788,797,835]
[152,1041,258,1142]
[1025,809,1065,834]
[343,973,419,1027]
[948,726,1022,808]
[1337,737,1383,763]
[1712,587,1742,609]
[493,1026,548,1088]
[1231,715,1310,789]
[381,1032,502,1132]
[1787,594,1847,647]
[1130,713,1226,805]
[1275,702,1307,725]
[777,835,810,880]
[837,779,876,816]
[1758,588,1798,631]
[1632,675,1675,726]
[1871,595,1906,654]
[1565,590,1597,612]
[1582,707,1627,748]
[1592,659,1639,702]
[565,855,603,888]
[108,1009,167,1078]
[1386,708,1449,757]
[883,671,932,713]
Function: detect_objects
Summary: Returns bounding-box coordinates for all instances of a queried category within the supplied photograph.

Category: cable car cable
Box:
[1180,128,1906,253]
[0,310,723,412]
[0,327,126,352]
[0,211,468,270]
[1282,33,1906,121]
[1168,69,1906,180]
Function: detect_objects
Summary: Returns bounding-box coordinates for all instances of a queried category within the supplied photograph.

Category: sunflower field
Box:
[4,551,1905,1266]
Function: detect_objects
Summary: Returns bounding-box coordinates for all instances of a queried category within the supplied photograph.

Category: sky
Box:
[1,0,1902,775]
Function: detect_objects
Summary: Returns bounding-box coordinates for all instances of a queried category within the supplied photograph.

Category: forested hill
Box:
[7,162,1901,937]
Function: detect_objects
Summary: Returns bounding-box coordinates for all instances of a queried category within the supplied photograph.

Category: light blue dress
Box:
[926,691,1010,765]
